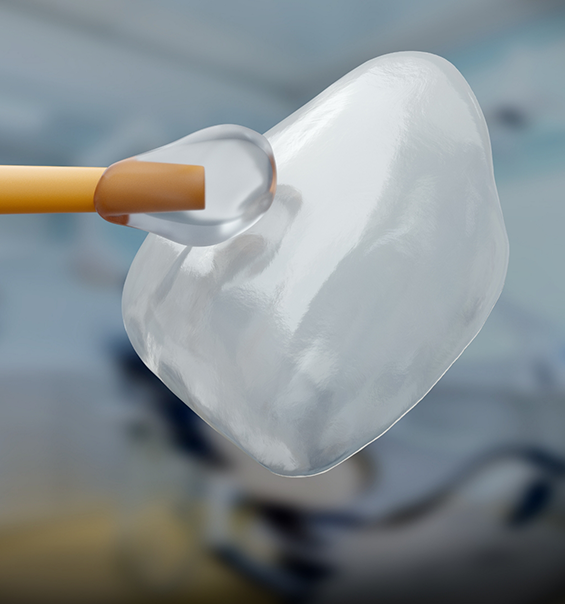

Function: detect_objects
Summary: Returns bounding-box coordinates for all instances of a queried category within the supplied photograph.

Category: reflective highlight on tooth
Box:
[122,52,509,476]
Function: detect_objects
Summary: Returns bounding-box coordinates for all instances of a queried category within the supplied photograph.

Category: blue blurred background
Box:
[0,1,564,603]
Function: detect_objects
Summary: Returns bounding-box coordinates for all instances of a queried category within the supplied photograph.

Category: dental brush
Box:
[0,124,276,247]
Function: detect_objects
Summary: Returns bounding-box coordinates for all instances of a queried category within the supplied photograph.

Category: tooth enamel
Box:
[122,52,509,477]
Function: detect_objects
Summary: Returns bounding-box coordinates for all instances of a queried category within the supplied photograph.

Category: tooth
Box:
[122,52,509,477]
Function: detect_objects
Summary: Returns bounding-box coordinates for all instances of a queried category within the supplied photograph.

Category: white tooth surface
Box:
[122,52,509,477]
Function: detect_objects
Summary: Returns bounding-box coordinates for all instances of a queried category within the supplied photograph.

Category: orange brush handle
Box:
[0,166,105,213]
[0,164,206,216]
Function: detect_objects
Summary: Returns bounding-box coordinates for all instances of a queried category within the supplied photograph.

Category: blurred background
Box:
[0,1,564,603]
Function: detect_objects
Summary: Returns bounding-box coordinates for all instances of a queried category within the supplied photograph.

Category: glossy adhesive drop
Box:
[99,125,276,246]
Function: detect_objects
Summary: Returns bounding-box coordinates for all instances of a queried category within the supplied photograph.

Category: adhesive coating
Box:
[127,125,276,246]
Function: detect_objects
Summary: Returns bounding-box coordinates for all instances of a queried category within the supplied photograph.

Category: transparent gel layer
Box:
[126,124,276,246]
[123,52,509,477]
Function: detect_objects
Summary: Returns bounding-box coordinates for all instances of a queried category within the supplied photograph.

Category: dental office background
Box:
[0,1,564,603]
